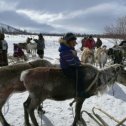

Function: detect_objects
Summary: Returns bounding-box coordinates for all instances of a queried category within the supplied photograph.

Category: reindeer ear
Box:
[116,66,120,71]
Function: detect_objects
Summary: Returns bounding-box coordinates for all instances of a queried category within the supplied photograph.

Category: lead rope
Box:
[85,71,100,92]
[70,67,78,119]
[70,71,100,107]
[75,67,78,97]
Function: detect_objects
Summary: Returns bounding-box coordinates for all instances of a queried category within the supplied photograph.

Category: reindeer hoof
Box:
[38,109,45,115]
[25,122,31,126]
[25,124,31,126]
[3,122,11,126]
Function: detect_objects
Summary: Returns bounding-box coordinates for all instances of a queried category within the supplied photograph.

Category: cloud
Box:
[16,9,64,24]
[0,0,126,34]
[0,10,55,33]
[0,1,18,12]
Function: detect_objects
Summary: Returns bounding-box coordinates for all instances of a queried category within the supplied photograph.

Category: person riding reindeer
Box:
[58,32,89,97]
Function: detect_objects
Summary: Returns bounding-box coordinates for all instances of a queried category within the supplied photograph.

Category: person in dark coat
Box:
[59,32,89,97]
[95,37,102,48]
[34,33,45,59]
[0,33,8,66]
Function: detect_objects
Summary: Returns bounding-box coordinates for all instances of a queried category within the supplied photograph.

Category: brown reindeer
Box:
[0,59,53,126]
[20,64,126,126]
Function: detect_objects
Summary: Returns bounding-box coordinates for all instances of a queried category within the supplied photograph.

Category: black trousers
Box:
[62,66,85,95]
[0,51,8,66]
[37,50,44,58]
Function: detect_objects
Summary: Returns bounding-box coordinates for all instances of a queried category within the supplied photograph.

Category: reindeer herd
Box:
[0,36,125,126]
[81,45,125,68]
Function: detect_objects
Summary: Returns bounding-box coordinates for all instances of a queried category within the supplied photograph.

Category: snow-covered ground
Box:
[1,35,126,126]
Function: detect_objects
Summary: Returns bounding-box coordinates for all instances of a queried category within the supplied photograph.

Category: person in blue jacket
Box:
[59,32,87,97]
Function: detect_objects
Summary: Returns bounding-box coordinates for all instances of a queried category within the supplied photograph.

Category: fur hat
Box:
[63,32,76,41]
[59,37,66,44]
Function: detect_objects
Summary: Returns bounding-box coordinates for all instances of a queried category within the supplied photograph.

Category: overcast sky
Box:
[0,0,126,34]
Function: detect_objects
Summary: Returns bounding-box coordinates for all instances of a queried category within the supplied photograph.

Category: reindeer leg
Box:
[23,96,31,126]
[72,98,85,126]
[28,97,41,126]
[99,62,102,68]
[0,95,11,126]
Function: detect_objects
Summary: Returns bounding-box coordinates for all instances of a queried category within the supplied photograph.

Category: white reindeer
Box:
[95,45,108,68]
[26,42,37,56]
[81,47,94,64]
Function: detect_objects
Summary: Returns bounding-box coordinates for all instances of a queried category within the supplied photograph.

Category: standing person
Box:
[0,33,8,66]
[84,35,95,50]
[34,33,45,58]
[59,32,89,97]
[95,37,102,48]
[80,37,87,51]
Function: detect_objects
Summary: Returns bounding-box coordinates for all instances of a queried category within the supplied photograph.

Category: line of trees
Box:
[105,16,126,40]
[3,15,126,41]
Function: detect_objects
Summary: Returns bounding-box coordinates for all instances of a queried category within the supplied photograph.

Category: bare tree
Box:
[105,16,126,44]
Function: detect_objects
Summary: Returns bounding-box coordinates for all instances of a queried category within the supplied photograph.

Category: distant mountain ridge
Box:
[0,23,28,34]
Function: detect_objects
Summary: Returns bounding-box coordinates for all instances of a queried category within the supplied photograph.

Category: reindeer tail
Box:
[20,70,29,82]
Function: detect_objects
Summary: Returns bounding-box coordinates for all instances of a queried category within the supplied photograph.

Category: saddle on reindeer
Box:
[20,63,126,126]
[13,43,27,61]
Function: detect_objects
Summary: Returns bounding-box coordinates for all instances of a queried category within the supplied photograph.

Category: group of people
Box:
[80,36,103,51]
[13,33,45,60]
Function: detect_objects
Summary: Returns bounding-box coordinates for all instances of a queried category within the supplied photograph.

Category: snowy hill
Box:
[0,23,27,34]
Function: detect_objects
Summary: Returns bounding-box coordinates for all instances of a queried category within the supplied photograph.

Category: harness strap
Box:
[85,71,100,92]
[75,67,78,97]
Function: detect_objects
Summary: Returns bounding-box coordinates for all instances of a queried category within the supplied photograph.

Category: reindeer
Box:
[95,46,108,68]
[26,42,37,56]
[0,59,53,126]
[81,47,94,64]
[20,64,126,126]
